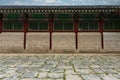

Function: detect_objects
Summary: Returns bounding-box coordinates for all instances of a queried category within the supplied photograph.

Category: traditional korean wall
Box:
[78,32,101,51]
[26,33,49,52]
[52,32,75,51]
[0,32,24,53]
[0,32,120,53]
[104,32,120,51]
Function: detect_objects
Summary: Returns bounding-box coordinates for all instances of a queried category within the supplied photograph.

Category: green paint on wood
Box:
[54,22,73,30]
[28,22,48,31]
[58,14,71,20]
[7,13,19,20]
[32,14,44,19]
[104,21,120,30]
[82,14,94,20]
[3,22,23,30]
[54,22,63,30]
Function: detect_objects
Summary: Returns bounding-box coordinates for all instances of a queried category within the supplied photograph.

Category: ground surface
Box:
[0,54,120,80]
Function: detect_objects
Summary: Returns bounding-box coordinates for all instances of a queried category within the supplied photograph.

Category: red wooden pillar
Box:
[0,13,3,33]
[99,19,104,49]
[49,14,53,50]
[74,13,78,49]
[0,19,2,33]
[23,13,28,49]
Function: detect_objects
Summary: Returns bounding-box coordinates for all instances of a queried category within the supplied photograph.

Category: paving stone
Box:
[66,74,82,80]
[65,69,76,75]
[48,73,63,79]
[20,78,39,80]
[22,72,38,78]
[98,74,119,80]
[38,72,47,78]
[89,65,100,68]
[2,78,19,80]
[91,68,105,74]
[114,73,120,79]
[0,54,120,80]
[50,68,64,73]
[82,74,101,80]
[101,69,118,74]
[76,69,94,75]
[39,68,50,72]
[0,74,6,78]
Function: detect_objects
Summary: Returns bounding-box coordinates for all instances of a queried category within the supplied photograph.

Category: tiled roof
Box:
[0,5,120,13]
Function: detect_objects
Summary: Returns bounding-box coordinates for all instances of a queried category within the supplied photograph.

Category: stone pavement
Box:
[0,54,120,80]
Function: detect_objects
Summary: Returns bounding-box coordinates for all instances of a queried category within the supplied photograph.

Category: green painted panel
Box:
[89,22,98,30]
[79,22,98,30]
[109,15,120,20]
[104,21,120,30]
[58,14,71,20]
[3,22,13,30]
[3,22,23,30]
[82,14,94,20]
[64,23,73,30]
[54,22,73,30]
[32,14,44,19]
[79,22,88,30]
[14,22,23,30]
[29,22,38,30]
[7,14,19,20]
[38,22,48,30]
[28,22,48,31]
[54,22,63,30]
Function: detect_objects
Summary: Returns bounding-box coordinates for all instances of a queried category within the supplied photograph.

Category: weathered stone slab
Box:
[66,74,82,80]
[76,69,94,75]
[82,74,101,80]
[38,72,47,79]
[48,73,63,79]
[21,72,38,78]
[98,74,119,80]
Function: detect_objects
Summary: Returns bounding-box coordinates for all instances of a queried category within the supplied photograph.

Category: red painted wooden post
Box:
[99,19,104,49]
[0,13,3,33]
[0,19,2,33]
[23,13,28,49]
[49,14,53,50]
[74,13,78,49]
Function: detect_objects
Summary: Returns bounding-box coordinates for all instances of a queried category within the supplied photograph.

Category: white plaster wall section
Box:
[103,32,120,51]
[78,32,101,50]
[26,32,49,50]
[0,32,24,52]
[52,32,75,50]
